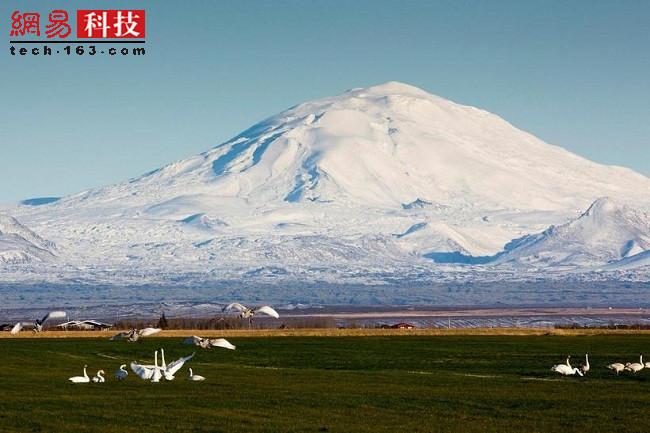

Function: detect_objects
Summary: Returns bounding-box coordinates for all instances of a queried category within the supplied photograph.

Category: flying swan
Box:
[110,327,162,342]
[183,336,236,350]
[222,303,279,325]
[11,311,67,334]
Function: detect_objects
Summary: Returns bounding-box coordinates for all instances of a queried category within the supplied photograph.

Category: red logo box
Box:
[77,10,145,38]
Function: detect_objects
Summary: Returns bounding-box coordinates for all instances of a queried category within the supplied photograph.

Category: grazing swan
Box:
[110,327,162,342]
[579,353,590,375]
[607,362,625,375]
[222,303,279,325]
[551,356,583,376]
[115,364,128,380]
[625,354,644,373]
[92,370,105,383]
[11,311,67,334]
[183,336,236,350]
[69,365,90,383]
[188,368,205,381]
[162,350,195,380]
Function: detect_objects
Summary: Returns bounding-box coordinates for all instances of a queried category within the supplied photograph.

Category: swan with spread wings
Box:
[222,303,279,326]
[183,336,236,350]
[110,327,161,342]
[11,311,67,334]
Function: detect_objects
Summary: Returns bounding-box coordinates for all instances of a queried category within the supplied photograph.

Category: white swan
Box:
[162,350,195,380]
[160,348,172,380]
[625,354,644,373]
[110,327,161,342]
[183,336,236,350]
[11,311,67,334]
[607,362,625,375]
[151,350,162,382]
[92,370,105,383]
[115,364,128,380]
[188,368,205,381]
[130,350,162,380]
[222,303,279,325]
[209,338,236,350]
[10,322,22,335]
[110,330,133,341]
[131,349,194,381]
[69,365,90,383]
[140,327,162,337]
[579,353,590,375]
[34,311,67,332]
[130,360,155,380]
[551,356,583,376]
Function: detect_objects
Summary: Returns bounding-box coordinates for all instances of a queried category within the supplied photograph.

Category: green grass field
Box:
[1,335,650,433]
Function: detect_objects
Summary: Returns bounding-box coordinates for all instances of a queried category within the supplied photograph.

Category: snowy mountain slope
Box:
[0,214,57,264]
[486,198,650,268]
[605,250,650,270]
[5,81,650,285]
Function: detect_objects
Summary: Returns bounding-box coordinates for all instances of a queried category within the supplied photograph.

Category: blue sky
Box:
[1,0,648,203]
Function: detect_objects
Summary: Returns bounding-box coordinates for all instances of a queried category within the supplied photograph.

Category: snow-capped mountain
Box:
[42,81,648,212]
[4,81,650,287]
[0,214,56,264]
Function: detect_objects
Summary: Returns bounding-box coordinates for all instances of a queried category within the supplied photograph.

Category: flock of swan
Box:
[68,341,235,384]
[103,304,279,344]
[66,303,277,385]
[10,303,279,335]
[130,348,198,382]
[606,354,649,375]
[64,307,247,383]
[18,306,649,383]
[551,353,650,377]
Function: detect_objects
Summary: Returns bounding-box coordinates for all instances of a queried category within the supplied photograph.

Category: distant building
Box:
[57,320,113,331]
[390,322,416,329]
